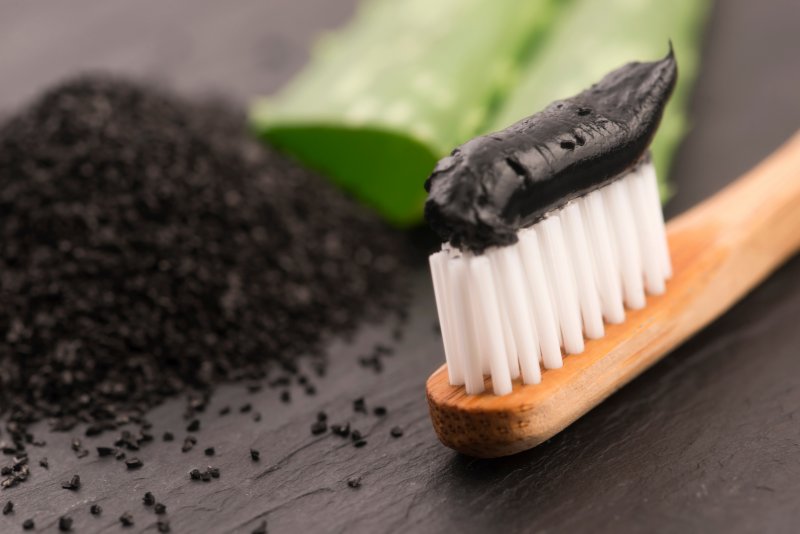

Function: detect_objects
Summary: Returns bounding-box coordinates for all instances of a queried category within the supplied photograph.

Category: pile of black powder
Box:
[0,75,407,434]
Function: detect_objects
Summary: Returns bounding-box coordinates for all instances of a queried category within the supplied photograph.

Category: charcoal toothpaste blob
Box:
[426,48,676,396]
[425,47,677,254]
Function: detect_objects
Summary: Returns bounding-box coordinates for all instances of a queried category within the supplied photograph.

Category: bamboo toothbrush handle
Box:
[426,131,800,458]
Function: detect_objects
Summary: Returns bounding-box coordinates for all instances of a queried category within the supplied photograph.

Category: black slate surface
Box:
[1,1,799,533]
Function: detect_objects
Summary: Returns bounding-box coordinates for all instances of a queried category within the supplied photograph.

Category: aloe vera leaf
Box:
[488,0,712,200]
[251,0,562,225]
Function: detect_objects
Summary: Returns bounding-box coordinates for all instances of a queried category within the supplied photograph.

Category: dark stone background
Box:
[0,0,799,532]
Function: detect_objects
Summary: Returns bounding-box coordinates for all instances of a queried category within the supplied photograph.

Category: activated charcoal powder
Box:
[0,75,407,434]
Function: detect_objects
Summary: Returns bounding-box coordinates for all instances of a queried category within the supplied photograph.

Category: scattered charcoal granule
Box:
[310,421,327,435]
[353,398,367,414]
[353,439,368,448]
[90,504,102,516]
[0,74,407,442]
[58,515,73,531]
[240,404,252,414]
[154,503,166,515]
[373,406,387,416]
[247,384,262,394]
[85,424,103,436]
[22,518,34,530]
[39,457,48,469]
[250,449,260,462]
[305,385,317,396]
[157,519,171,533]
[2,500,13,515]
[252,520,267,534]
[97,446,115,457]
[61,474,81,490]
[374,343,393,355]
[390,426,404,438]
[162,432,174,442]
[186,420,200,433]
[143,492,155,506]
[115,451,126,461]
[347,477,362,489]
[204,447,215,456]
[120,512,134,527]
[331,423,350,438]
[70,438,82,452]
[253,412,262,422]
[280,391,291,403]
[181,436,197,453]
[208,466,220,478]
[219,406,231,416]
[317,411,327,422]
[189,469,202,481]
[358,355,383,373]
[351,430,363,442]
[125,457,143,469]
[270,376,290,388]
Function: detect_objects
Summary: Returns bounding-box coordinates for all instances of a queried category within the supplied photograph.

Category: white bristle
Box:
[562,203,605,339]
[640,162,672,278]
[518,229,562,369]
[627,169,665,295]
[429,252,463,385]
[580,190,626,324]
[428,161,671,396]
[449,256,484,395]
[539,216,585,354]
[488,246,541,384]
[604,179,646,310]
[470,256,512,395]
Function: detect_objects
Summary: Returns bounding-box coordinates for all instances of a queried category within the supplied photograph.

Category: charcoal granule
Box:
[143,492,155,506]
[61,474,81,490]
[252,520,267,534]
[58,515,73,531]
[154,502,167,515]
[125,457,143,469]
[90,504,102,515]
[250,449,260,462]
[347,476,362,488]
[157,520,171,533]
[0,75,407,436]
[310,421,327,435]
[22,518,34,530]
[2,500,12,514]
[390,426,404,438]
[119,512,134,527]
[181,436,197,453]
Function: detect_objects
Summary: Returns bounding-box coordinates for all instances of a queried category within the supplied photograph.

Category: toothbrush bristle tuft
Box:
[429,161,671,396]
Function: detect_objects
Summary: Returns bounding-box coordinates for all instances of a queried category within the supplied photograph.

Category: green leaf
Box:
[251,0,563,225]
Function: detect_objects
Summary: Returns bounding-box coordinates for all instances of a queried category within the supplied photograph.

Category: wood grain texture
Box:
[427,132,800,457]
[0,1,799,533]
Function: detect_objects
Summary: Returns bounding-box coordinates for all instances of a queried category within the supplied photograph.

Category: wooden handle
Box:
[426,131,800,458]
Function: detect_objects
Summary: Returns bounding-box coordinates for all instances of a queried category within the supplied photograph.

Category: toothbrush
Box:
[423,50,800,457]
